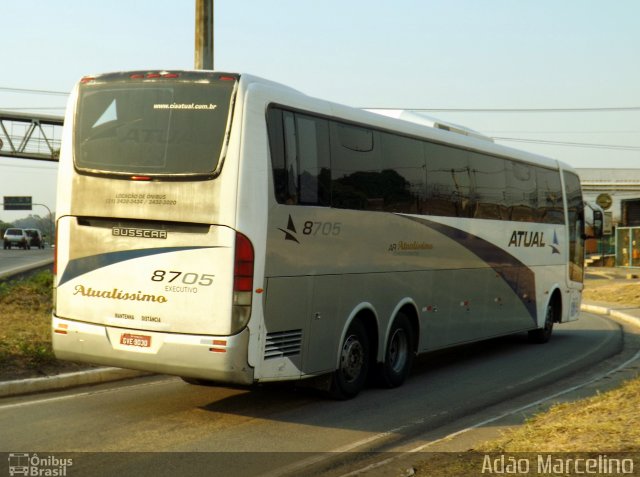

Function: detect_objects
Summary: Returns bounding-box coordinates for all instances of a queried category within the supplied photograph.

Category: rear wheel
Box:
[329,320,370,400]
[528,302,555,344]
[378,313,414,388]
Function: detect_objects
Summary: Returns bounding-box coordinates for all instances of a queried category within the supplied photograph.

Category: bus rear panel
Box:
[53,72,256,384]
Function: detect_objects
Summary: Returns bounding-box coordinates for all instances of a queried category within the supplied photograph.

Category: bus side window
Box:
[425,142,473,218]
[564,171,585,283]
[330,122,382,210]
[470,153,507,220]
[267,107,290,203]
[506,162,537,222]
[537,168,564,224]
[380,133,426,214]
[267,106,331,206]
[282,111,299,204]
[296,115,330,206]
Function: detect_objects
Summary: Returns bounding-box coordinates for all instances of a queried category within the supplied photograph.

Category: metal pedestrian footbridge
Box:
[0,110,63,162]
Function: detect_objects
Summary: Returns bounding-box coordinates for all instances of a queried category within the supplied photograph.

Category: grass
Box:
[477,378,640,453]
[414,377,640,475]
[0,271,61,379]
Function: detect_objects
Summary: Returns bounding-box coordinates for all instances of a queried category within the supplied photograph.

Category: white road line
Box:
[0,378,174,411]
[339,348,640,477]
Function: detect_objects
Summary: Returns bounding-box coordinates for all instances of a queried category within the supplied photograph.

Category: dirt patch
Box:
[583,280,640,308]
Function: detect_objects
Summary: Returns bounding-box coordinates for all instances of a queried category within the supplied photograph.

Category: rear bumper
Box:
[52,316,255,385]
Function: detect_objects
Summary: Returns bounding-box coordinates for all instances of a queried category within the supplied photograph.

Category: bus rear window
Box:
[74,72,237,178]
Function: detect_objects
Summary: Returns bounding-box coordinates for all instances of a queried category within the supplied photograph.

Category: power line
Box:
[0,86,69,96]
[368,106,640,113]
[484,130,640,135]
[0,107,66,111]
[0,161,58,171]
[493,136,640,151]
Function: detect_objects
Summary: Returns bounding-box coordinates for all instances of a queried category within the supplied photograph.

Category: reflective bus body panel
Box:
[53,72,584,386]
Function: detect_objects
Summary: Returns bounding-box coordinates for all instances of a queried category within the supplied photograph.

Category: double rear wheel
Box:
[330,313,415,399]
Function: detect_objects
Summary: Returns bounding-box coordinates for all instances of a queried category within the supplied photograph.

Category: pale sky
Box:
[1,0,639,222]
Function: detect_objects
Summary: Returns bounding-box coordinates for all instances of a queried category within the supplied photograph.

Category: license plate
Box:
[120,333,151,348]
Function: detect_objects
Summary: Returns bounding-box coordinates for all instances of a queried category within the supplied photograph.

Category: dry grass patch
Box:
[478,378,640,453]
[583,282,640,308]
[0,271,88,380]
[413,378,640,475]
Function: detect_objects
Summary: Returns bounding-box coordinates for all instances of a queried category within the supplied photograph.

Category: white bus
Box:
[52,71,601,398]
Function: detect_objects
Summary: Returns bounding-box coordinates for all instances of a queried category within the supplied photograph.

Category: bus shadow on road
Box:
[194,317,620,442]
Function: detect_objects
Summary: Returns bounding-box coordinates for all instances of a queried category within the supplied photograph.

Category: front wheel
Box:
[528,302,555,344]
[378,313,414,388]
[329,320,370,400]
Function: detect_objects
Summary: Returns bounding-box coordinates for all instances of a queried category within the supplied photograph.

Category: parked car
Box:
[3,228,30,250]
[24,228,45,249]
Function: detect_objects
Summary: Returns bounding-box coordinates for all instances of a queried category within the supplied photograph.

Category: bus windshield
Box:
[74,72,237,178]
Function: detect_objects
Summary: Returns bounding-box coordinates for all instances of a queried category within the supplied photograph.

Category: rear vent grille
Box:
[265,330,303,360]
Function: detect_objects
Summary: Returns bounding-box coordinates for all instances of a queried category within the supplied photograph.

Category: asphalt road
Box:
[0,312,623,476]
[0,248,53,279]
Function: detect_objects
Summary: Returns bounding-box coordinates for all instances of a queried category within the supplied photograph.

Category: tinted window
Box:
[297,115,330,205]
[267,105,568,226]
[75,73,236,177]
[425,142,472,217]
[380,133,426,213]
[537,168,564,224]
[268,107,330,206]
[564,171,584,283]
[506,162,537,222]
[470,153,507,220]
[330,122,382,210]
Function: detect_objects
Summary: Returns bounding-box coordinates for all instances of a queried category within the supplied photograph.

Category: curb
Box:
[1,304,635,399]
[0,367,150,398]
[0,258,54,281]
[581,303,640,327]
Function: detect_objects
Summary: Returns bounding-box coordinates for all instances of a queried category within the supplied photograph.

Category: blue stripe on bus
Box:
[402,216,538,324]
[57,246,218,287]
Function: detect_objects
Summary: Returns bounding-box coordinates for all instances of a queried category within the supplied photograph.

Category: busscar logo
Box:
[508,230,560,254]
[112,227,167,239]
[278,215,300,243]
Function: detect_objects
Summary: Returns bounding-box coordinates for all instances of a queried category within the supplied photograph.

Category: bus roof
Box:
[234,73,576,174]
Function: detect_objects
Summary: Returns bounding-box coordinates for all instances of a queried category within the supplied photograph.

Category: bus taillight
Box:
[234,232,254,292]
[231,232,254,333]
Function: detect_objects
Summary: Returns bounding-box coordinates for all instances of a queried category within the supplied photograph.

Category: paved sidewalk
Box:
[583,266,640,326]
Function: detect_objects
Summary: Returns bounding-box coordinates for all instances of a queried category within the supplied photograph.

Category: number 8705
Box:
[151,270,214,286]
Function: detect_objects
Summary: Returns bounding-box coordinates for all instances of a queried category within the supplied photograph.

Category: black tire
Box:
[528,302,555,344]
[378,313,414,388]
[329,319,370,400]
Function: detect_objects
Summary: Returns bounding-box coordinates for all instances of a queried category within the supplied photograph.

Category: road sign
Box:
[3,196,32,211]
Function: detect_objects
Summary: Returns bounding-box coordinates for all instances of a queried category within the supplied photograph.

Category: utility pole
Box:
[195,0,214,70]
